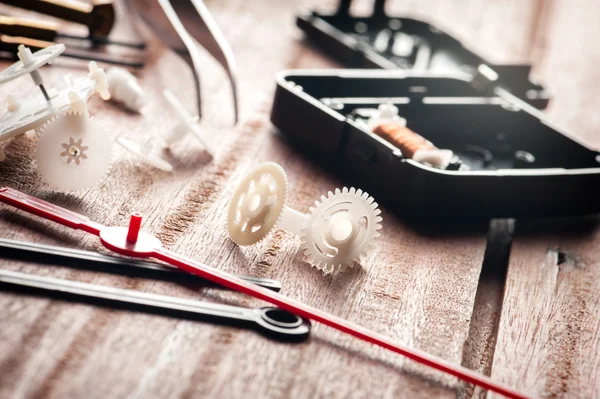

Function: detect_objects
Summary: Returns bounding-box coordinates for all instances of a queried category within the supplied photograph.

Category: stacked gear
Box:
[227,162,382,274]
[0,44,112,190]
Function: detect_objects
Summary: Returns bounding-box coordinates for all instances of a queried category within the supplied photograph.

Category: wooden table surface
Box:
[0,1,598,398]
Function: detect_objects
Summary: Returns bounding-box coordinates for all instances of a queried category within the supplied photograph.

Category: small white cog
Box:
[301,187,382,274]
[228,162,288,246]
[35,113,113,191]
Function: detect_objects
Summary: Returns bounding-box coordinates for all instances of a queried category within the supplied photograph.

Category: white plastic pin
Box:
[228,162,382,274]
[117,136,173,172]
[163,90,213,156]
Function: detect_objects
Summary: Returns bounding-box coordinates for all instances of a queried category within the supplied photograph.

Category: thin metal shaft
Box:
[58,33,147,50]
[64,52,144,69]
[0,238,282,292]
[39,84,51,101]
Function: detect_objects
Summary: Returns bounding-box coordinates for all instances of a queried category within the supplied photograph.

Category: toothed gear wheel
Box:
[301,187,382,274]
[228,162,287,246]
[35,113,112,190]
[0,44,65,84]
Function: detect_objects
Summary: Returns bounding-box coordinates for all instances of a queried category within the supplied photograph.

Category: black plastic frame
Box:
[271,70,600,220]
[296,0,550,109]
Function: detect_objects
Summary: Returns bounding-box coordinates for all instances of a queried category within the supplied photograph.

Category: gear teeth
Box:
[301,184,383,273]
[65,108,85,116]
[36,114,59,134]
[227,162,288,246]
[35,113,113,192]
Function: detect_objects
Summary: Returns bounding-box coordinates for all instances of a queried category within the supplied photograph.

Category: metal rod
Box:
[39,84,50,101]
[58,33,147,50]
[63,51,144,68]
[0,238,282,292]
[0,268,308,341]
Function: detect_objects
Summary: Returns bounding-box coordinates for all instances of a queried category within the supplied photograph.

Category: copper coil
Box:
[372,123,435,158]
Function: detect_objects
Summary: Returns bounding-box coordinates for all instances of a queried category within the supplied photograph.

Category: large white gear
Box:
[228,162,287,246]
[35,112,113,191]
[301,187,382,274]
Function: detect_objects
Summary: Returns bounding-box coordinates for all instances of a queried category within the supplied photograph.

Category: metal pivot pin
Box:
[126,212,143,243]
[227,162,382,274]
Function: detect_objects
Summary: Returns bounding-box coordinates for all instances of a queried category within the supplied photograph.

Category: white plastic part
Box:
[117,137,173,172]
[228,162,383,274]
[300,187,382,274]
[228,162,287,246]
[413,149,454,169]
[88,61,110,101]
[6,95,19,112]
[163,90,213,156]
[35,113,113,191]
[0,44,65,84]
[67,91,89,117]
[106,67,146,112]
[368,102,406,131]
[0,60,110,143]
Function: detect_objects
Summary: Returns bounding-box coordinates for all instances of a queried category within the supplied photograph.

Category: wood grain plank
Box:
[489,1,600,397]
[0,1,551,398]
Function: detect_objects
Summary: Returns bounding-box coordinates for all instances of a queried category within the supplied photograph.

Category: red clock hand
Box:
[0,187,532,399]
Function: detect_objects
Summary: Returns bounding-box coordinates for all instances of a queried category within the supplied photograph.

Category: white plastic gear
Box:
[227,162,288,246]
[0,61,110,142]
[0,44,65,84]
[35,113,113,191]
[301,187,382,274]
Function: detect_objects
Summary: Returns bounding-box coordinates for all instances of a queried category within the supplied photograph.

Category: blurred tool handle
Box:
[0,34,144,68]
[0,34,54,53]
[0,0,115,37]
[0,16,59,42]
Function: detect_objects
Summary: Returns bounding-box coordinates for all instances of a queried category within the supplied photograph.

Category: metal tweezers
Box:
[127,0,238,123]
